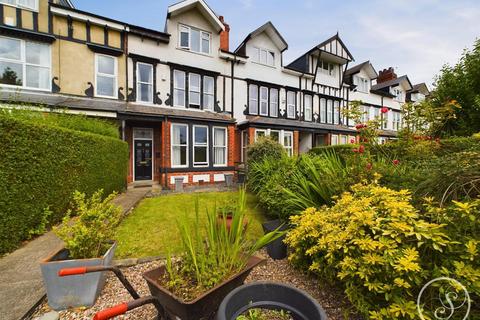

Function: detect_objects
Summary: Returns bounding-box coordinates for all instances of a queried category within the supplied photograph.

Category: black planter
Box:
[262,220,288,260]
[216,282,327,320]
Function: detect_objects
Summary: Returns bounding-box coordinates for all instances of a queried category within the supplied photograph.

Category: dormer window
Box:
[319,60,336,77]
[353,75,370,93]
[249,47,275,66]
[179,24,211,55]
[392,88,404,102]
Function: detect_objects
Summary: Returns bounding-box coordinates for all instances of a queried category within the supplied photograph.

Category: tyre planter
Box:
[40,241,117,310]
[216,282,327,320]
[262,220,288,260]
[142,255,265,320]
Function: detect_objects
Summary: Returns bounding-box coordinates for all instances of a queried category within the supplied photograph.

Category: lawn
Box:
[115,191,267,258]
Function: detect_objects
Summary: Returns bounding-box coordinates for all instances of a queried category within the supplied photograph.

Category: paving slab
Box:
[0,187,149,320]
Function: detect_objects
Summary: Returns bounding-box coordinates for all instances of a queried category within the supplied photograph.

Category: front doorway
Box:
[133,128,154,181]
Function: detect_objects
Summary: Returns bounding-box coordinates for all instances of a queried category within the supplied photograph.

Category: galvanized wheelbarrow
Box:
[58,256,264,320]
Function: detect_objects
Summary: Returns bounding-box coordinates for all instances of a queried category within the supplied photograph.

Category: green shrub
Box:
[285,181,450,319]
[246,136,286,166]
[54,190,122,259]
[310,144,357,160]
[0,114,128,255]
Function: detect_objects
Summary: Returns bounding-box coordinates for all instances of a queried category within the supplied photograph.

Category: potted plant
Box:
[40,190,122,310]
[262,220,288,260]
[141,188,285,320]
[217,200,248,232]
[216,282,327,320]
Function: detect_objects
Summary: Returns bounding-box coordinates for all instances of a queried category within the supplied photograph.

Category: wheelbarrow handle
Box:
[58,266,140,299]
[93,303,128,320]
[93,297,163,320]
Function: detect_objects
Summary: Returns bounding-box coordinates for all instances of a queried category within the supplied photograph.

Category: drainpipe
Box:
[163,116,169,189]
[121,120,125,141]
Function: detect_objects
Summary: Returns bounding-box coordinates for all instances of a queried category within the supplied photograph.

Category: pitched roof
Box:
[371,75,413,91]
[234,21,288,56]
[167,0,225,33]
[58,0,75,8]
[286,33,353,73]
[344,61,378,85]
[409,83,430,95]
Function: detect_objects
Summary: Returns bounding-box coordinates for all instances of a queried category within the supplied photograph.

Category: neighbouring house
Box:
[0,0,424,188]
[407,82,430,103]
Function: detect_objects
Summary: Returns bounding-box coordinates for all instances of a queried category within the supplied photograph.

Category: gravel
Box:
[32,251,361,320]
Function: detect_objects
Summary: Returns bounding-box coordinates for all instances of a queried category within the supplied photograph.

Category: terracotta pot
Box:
[143,255,265,320]
[216,215,249,232]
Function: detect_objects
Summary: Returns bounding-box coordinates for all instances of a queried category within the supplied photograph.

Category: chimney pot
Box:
[377,67,397,84]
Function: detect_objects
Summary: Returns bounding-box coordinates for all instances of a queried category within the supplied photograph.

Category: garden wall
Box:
[0,115,129,255]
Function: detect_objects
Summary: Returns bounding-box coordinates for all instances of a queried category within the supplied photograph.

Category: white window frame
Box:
[136,62,153,104]
[241,130,248,163]
[249,84,258,115]
[251,46,275,66]
[287,91,296,119]
[0,36,51,91]
[0,0,38,11]
[320,98,326,123]
[269,88,278,117]
[173,70,186,108]
[283,131,293,156]
[319,60,335,77]
[304,94,312,121]
[354,75,370,93]
[259,86,268,116]
[392,88,404,102]
[171,123,189,168]
[213,127,228,167]
[331,134,339,146]
[254,129,267,141]
[203,76,214,111]
[327,100,333,123]
[178,24,211,55]
[95,54,118,99]
[193,125,209,167]
[189,73,201,107]
[334,100,340,125]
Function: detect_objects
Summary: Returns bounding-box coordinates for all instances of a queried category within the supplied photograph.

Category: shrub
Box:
[309,144,357,160]
[285,180,450,319]
[54,190,122,259]
[246,136,286,166]
[0,113,128,255]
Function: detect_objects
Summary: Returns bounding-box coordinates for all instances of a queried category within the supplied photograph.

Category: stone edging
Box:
[113,255,166,267]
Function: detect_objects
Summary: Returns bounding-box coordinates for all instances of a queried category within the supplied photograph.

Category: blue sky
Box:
[73,0,479,87]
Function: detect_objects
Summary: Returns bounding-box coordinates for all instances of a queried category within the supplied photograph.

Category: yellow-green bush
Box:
[285,180,450,319]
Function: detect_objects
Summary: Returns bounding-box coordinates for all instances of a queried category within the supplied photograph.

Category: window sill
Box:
[0,84,51,93]
[251,61,276,69]
[176,47,212,58]
[95,94,119,100]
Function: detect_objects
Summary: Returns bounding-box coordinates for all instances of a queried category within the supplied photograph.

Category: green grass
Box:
[115,191,267,258]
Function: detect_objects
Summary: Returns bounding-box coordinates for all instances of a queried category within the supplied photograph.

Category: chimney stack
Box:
[377,67,397,84]
[219,16,230,52]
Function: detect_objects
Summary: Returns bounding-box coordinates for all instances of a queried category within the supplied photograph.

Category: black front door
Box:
[134,140,153,181]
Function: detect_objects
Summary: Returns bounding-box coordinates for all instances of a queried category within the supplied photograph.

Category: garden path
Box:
[0,187,149,320]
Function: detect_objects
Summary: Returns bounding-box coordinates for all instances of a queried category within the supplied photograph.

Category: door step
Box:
[128,181,161,190]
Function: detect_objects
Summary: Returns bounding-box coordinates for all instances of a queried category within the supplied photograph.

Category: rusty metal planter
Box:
[40,241,117,310]
[142,255,265,320]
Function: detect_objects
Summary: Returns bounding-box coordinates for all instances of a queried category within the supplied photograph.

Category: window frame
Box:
[304,94,313,122]
[136,62,154,104]
[173,69,186,108]
[320,98,326,123]
[251,46,275,66]
[171,123,189,168]
[269,88,278,117]
[286,91,296,119]
[248,84,259,115]
[327,100,333,124]
[213,126,228,167]
[95,53,118,99]
[334,100,340,125]
[193,125,209,167]
[203,75,214,111]
[319,60,336,77]
[0,36,51,92]
[241,130,248,163]
[0,0,38,11]
[178,24,211,55]
[259,86,269,116]
[283,131,293,156]
[189,72,201,107]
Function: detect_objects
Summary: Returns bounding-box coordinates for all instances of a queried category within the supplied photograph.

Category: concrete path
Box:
[0,187,149,320]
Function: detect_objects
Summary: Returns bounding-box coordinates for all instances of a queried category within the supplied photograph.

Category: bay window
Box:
[178,24,211,54]
[171,124,188,167]
[284,132,293,156]
[173,70,186,107]
[255,129,267,140]
[95,54,117,98]
[304,95,312,121]
[137,63,153,103]
[189,73,201,107]
[287,91,296,119]
[255,129,293,156]
[270,88,278,117]
[213,127,227,166]
[259,86,268,116]
[249,84,258,114]
[0,36,50,90]
[193,125,208,167]
[203,76,214,111]
[241,131,248,162]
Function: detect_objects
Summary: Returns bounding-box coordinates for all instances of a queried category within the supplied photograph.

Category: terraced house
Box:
[0,0,424,188]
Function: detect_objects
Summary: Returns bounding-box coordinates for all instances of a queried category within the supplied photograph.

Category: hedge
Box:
[310,144,357,159]
[0,115,129,255]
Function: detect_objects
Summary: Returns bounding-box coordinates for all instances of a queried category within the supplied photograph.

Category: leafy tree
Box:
[0,67,22,86]
[431,39,480,136]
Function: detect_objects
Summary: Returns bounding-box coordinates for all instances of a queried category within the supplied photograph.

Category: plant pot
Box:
[217,215,249,233]
[216,281,327,320]
[262,220,288,260]
[40,241,117,310]
[143,255,265,320]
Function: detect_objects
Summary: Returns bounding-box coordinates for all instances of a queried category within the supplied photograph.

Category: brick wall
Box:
[227,124,235,167]
[293,130,300,155]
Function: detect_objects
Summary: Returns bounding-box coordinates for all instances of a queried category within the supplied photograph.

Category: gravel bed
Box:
[32,251,361,320]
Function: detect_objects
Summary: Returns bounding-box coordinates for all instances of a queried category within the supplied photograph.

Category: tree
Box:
[431,39,480,136]
[0,67,22,86]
